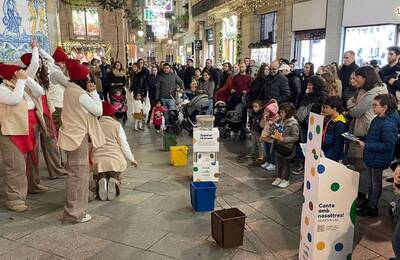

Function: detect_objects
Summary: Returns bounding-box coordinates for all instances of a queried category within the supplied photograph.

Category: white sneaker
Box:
[261,162,269,168]
[278,180,290,188]
[107,178,117,201]
[272,178,282,186]
[98,178,108,201]
[266,164,276,171]
[77,214,92,223]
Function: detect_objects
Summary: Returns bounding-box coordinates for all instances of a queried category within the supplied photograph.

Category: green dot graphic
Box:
[193,167,198,172]
[350,200,357,225]
[316,125,321,134]
[331,183,340,192]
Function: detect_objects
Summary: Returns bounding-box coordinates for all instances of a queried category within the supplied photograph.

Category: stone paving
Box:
[0,128,397,259]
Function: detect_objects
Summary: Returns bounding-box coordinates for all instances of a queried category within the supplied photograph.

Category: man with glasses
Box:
[380,46,400,97]
[339,50,359,107]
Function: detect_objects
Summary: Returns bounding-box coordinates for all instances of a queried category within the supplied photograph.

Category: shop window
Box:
[260,12,277,42]
[294,29,326,69]
[343,24,398,66]
[251,44,277,66]
[72,8,100,40]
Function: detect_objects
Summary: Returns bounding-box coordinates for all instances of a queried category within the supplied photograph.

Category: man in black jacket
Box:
[202,59,219,88]
[262,61,291,104]
[380,46,400,97]
[338,50,359,107]
[183,59,195,89]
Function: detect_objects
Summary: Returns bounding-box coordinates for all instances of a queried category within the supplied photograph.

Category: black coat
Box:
[287,73,302,107]
[248,76,266,105]
[130,69,148,96]
[262,73,291,104]
[380,62,400,96]
[146,74,158,101]
[183,66,195,89]
[338,61,359,104]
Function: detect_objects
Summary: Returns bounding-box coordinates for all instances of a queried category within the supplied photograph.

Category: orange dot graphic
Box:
[311,167,316,176]
[305,217,309,225]
[310,116,315,126]
[193,138,197,144]
[317,242,325,250]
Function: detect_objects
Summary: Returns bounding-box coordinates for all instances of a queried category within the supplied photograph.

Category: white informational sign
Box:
[146,0,173,12]
[193,161,220,182]
[299,113,360,259]
[193,128,219,153]
[222,15,237,40]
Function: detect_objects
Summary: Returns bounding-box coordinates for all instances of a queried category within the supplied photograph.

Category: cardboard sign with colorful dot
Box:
[299,113,360,259]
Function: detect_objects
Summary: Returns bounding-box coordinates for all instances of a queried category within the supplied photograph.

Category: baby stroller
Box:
[217,93,247,138]
[110,86,128,124]
[165,109,181,135]
[214,101,229,138]
[180,94,209,133]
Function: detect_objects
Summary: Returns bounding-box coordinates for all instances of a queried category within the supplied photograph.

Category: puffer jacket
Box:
[322,114,347,162]
[275,117,300,158]
[347,84,388,159]
[363,111,399,169]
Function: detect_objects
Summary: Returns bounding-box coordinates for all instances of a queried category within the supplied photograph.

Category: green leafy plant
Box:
[62,0,92,5]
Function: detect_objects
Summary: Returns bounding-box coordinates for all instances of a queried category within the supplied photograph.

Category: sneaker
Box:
[246,153,255,158]
[29,185,49,194]
[107,178,117,201]
[278,180,290,188]
[292,169,304,175]
[77,214,92,223]
[266,164,276,171]
[8,204,28,212]
[261,162,269,169]
[98,178,108,201]
[357,206,379,217]
[272,178,282,186]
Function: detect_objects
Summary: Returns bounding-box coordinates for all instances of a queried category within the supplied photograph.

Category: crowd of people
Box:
[0,41,399,258]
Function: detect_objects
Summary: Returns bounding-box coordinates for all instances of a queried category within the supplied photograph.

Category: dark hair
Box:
[354,66,382,91]
[388,46,400,56]
[222,62,232,70]
[304,62,315,76]
[252,100,263,107]
[187,58,193,63]
[36,57,49,90]
[163,63,171,68]
[113,61,124,71]
[137,58,145,63]
[255,64,268,79]
[279,102,296,119]
[291,58,297,63]
[202,70,213,82]
[374,94,397,114]
[323,96,344,113]
[280,59,290,65]
[71,78,89,90]
[307,75,327,96]
[91,58,99,65]
[82,62,90,67]
[194,68,202,73]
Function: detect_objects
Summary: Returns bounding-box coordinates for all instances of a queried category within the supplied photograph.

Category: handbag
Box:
[274,142,293,157]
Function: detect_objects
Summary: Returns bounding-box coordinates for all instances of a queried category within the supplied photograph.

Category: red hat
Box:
[20,53,32,66]
[0,64,21,80]
[52,47,68,63]
[66,59,90,81]
[102,101,121,117]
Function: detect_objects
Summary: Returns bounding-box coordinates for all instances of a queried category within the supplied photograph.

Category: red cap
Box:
[102,101,121,117]
[0,64,21,80]
[20,53,32,66]
[66,59,90,81]
[52,47,68,63]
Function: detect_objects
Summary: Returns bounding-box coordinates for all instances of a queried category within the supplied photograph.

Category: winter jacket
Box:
[363,112,399,169]
[248,76,266,105]
[322,114,347,162]
[106,69,127,89]
[145,74,158,101]
[380,62,400,96]
[130,69,148,96]
[262,72,291,103]
[197,80,215,98]
[183,66,195,89]
[286,73,302,107]
[202,66,220,87]
[155,72,184,99]
[275,117,300,158]
[296,91,326,129]
[250,110,263,134]
[338,61,359,106]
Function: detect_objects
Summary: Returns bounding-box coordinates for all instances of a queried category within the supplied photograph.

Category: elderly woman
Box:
[346,66,388,210]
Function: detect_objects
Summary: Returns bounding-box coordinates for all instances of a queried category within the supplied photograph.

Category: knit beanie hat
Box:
[52,47,68,63]
[66,59,90,81]
[0,64,21,80]
[20,53,32,66]
[265,102,279,117]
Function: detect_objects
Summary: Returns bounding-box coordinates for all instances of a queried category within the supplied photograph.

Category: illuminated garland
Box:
[62,41,112,59]
[230,0,283,15]
[218,31,223,63]
[235,18,241,64]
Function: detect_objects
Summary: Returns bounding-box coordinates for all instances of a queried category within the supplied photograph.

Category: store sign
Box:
[151,19,169,38]
[299,113,359,260]
[144,8,165,21]
[186,43,193,55]
[146,0,173,12]
[295,29,326,41]
[206,29,214,44]
[194,40,203,50]
[222,16,237,40]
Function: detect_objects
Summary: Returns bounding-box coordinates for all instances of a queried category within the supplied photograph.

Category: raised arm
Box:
[79,85,102,116]
[0,79,26,105]
[26,46,39,78]
[26,77,44,97]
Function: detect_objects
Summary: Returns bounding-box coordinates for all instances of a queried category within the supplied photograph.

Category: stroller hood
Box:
[186,94,209,116]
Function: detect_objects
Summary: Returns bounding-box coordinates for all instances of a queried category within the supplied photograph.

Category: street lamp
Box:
[138,30,144,37]
[167,39,173,45]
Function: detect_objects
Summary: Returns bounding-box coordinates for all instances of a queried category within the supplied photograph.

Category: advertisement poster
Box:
[299,113,360,259]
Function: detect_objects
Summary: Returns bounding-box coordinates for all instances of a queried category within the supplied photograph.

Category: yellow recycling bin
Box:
[170,146,189,166]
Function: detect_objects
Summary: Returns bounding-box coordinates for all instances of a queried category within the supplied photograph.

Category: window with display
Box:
[260,12,277,42]
[72,8,100,40]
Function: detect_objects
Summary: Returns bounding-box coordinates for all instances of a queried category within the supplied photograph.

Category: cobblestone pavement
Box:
[0,128,397,259]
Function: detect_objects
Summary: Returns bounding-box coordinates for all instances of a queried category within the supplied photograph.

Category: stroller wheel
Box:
[239,131,246,140]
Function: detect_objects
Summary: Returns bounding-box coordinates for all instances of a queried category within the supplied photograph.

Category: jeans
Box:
[161,98,176,125]
[394,221,400,259]
[264,142,275,164]
[251,133,263,158]
[207,99,213,115]
[276,155,291,181]
[366,168,384,208]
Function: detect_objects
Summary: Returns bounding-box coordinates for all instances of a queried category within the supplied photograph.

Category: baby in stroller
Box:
[110,88,128,125]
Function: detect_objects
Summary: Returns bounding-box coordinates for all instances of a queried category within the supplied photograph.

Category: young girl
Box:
[152,100,165,133]
[272,102,300,188]
[247,100,264,161]
[132,93,144,131]
[356,94,399,217]
[260,100,279,171]
[110,88,128,125]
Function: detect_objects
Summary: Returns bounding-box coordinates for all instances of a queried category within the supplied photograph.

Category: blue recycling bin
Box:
[190,181,216,212]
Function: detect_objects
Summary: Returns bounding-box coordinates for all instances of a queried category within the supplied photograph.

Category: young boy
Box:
[247,100,264,161]
[92,102,138,201]
[321,96,347,162]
